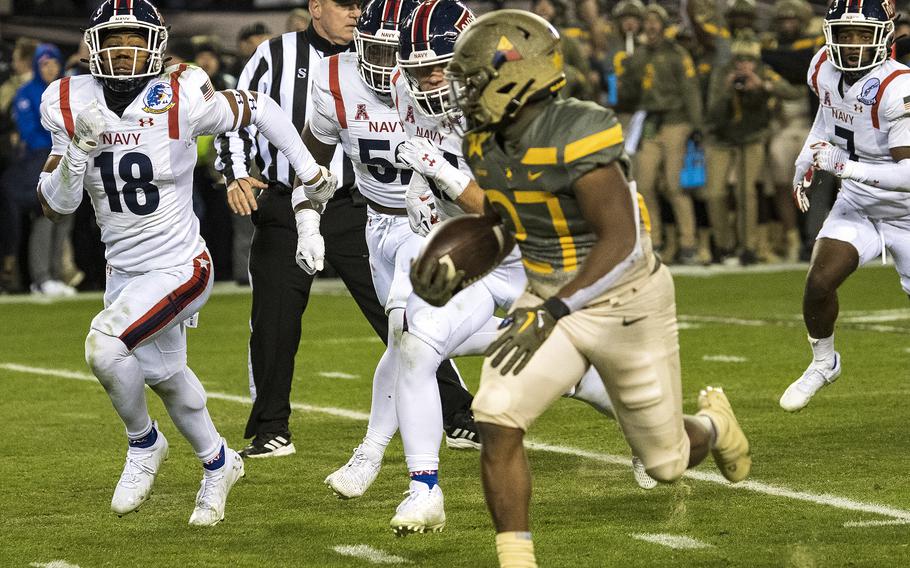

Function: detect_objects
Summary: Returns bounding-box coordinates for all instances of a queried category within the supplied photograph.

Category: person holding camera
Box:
[704,32,803,265]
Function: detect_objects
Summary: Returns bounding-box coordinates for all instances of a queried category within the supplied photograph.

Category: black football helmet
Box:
[85,0,168,92]
[824,0,896,72]
[355,0,421,95]
[398,0,474,118]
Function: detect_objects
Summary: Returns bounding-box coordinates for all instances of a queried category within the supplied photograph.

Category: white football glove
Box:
[792,166,814,213]
[811,141,852,179]
[72,101,106,156]
[406,174,439,236]
[303,165,338,205]
[399,137,470,201]
[295,208,324,275]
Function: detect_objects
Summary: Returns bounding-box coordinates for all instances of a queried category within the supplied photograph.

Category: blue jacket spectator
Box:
[13,43,62,151]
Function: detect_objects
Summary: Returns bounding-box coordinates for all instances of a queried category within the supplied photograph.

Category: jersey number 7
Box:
[95,151,160,215]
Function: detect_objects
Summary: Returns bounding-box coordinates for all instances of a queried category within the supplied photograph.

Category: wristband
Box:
[543,297,571,320]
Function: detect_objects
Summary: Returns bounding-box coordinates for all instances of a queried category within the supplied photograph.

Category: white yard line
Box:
[843,518,910,528]
[332,545,410,565]
[701,355,748,363]
[5,362,910,525]
[318,372,360,380]
[630,533,713,550]
[30,561,82,568]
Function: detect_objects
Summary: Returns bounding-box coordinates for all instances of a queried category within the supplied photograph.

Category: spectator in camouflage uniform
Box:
[618,4,702,264]
[704,32,803,265]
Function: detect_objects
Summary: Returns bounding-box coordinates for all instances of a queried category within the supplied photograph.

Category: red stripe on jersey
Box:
[329,55,347,129]
[59,77,74,139]
[872,69,910,129]
[168,63,187,140]
[118,251,211,351]
[391,70,402,114]
[811,50,827,96]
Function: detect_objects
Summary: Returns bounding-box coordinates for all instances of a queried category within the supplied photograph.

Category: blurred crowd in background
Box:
[2,0,909,296]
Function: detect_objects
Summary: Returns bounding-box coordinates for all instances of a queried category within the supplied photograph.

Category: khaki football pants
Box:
[472,263,690,482]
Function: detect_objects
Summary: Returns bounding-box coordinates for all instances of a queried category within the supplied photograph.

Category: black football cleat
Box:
[444,412,481,450]
[239,432,296,459]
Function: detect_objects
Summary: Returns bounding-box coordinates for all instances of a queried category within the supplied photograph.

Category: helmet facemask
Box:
[354,26,399,95]
[86,16,167,93]
[824,18,893,72]
[400,49,456,118]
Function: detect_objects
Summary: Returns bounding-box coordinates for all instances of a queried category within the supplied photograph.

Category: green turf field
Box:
[2,265,909,568]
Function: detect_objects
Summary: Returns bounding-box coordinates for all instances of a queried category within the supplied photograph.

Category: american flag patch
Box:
[904,95,910,112]
[200,79,215,101]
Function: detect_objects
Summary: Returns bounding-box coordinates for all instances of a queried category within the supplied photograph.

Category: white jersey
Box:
[808,48,910,218]
[390,69,469,220]
[41,64,237,273]
[309,53,410,208]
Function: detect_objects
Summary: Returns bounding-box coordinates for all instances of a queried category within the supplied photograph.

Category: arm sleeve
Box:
[214,45,267,184]
[308,65,342,145]
[37,89,85,215]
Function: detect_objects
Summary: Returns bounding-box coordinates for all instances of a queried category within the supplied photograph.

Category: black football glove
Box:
[486,298,569,376]
[410,258,465,307]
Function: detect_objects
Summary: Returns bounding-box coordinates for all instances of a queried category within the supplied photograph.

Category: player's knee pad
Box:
[399,332,443,384]
[84,328,129,385]
[405,307,451,356]
[134,328,187,385]
[150,368,207,411]
[645,458,686,484]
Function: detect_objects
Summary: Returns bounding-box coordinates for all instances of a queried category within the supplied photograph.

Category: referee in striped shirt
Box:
[217,0,477,458]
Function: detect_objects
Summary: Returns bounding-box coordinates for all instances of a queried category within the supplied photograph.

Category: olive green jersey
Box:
[465,98,648,297]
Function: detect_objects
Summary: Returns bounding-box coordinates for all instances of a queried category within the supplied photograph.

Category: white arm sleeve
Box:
[39,147,87,215]
[199,89,320,185]
[843,158,910,192]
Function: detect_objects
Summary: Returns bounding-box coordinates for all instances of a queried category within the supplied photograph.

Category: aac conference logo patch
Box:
[142,82,176,114]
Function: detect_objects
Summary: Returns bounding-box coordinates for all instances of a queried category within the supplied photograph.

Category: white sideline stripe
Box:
[332,545,410,564]
[679,314,909,334]
[630,533,713,550]
[701,355,748,363]
[30,561,82,568]
[318,372,360,380]
[0,363,370,421]
[6,362,910,524]
[843,518,910,528]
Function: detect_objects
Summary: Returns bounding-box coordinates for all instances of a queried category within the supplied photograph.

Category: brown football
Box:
[413,214,513,291]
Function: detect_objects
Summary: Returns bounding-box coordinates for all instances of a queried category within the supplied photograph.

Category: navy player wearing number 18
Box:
[780,0,910,411]
[37,0,333,526]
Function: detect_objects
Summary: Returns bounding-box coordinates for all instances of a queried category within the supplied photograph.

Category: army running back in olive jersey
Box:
[464,97,649,297]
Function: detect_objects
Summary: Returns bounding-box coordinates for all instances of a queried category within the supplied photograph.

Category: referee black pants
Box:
[244,184,473,439]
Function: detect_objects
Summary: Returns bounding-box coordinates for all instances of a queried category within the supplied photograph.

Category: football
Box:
[413,214,513,292]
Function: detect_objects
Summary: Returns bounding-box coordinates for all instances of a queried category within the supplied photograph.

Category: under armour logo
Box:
[422,153,436,167]
[138,118,154,127]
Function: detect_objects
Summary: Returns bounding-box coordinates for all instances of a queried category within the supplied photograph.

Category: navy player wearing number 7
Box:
[36,0,333,526]
[781,0,910,412]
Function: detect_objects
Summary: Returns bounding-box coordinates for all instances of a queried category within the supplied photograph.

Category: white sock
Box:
[362,308,405,460]
[85,330,152,436]
[809,334,835,363]
[398,332,444,472]
[565,367,615,419]
[150,367,220,459]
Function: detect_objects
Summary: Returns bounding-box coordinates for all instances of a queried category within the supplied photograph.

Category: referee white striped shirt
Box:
[216,24,354,190]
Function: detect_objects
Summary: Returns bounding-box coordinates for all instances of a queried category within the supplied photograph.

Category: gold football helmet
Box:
[445,9,565,132]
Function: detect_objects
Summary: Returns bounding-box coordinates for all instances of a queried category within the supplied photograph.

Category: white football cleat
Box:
[631,456,658,490]
[111,429,169,516]
[780,353,841,412]
[324,445,382,499]
[390,480,446,536]
[188,448,245,527]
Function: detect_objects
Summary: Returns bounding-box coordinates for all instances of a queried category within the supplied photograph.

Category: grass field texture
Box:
[2,265,909,567]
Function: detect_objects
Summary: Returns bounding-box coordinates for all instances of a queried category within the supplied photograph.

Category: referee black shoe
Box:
[239,432,296,459]
[444,412,481,450]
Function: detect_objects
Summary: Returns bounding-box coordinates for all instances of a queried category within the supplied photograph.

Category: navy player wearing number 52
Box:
[781,0,910,411]
[36,0,332,525]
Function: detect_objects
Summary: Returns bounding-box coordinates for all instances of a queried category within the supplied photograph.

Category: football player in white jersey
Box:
[781,0,910,411]
[37,0,333,525]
